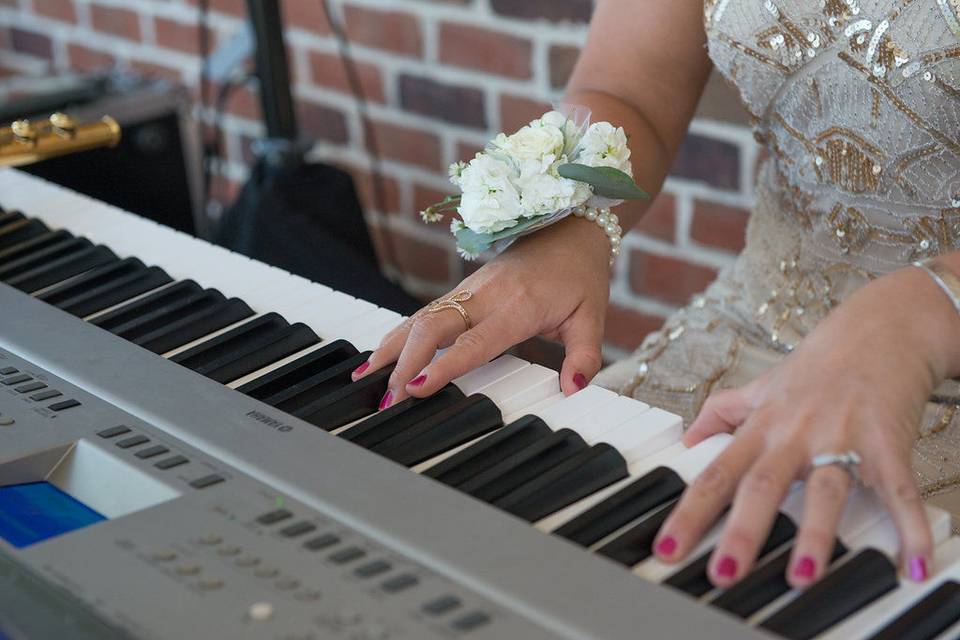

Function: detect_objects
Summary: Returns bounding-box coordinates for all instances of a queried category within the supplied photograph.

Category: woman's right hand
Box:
[352,214,614,409]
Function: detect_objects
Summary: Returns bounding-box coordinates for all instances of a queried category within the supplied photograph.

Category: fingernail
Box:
[909,556,928,582]
[352,361,370,379]
[378,389,393,411]
[409,374,427,387]
[716,555,738,579]
[655,535,677,557]
[793,556,816,579]
[573,372,587,390]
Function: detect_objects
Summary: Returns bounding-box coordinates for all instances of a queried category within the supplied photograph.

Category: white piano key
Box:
[453,354,529,395]
[476,364,559,416]
[334,308,403,351]
[501,392,564,425]
[820,537,960,640]
[534,385,619,428]
[566,395,650,443]
[594,407,683,463]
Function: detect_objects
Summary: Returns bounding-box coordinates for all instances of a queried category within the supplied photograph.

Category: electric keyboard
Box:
[1,168,959,640]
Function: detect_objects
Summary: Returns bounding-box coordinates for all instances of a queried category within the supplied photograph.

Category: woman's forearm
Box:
[561,88,678,231]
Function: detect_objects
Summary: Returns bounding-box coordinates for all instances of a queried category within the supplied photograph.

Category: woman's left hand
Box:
[652,264,960,589]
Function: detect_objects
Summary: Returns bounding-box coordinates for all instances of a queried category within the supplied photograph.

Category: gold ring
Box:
[424,289,474,331]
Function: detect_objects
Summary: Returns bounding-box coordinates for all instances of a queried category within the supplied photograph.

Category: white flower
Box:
[513,155,590,216]
[457,154,523,234]
[538,110,584,156]
[576,122,632,174]
[448,160,468,186]
[495,122,564,166]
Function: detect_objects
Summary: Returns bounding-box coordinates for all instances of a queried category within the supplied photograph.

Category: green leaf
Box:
[453,213,553,257]
[557,163,650,200]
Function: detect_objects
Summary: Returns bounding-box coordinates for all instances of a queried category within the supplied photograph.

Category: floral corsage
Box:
[420,108,649,265]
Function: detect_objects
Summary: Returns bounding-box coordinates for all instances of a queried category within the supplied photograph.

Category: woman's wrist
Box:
[889,262,960,380]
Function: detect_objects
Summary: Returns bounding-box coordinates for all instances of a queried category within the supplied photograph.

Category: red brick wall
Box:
[0,0,758,360]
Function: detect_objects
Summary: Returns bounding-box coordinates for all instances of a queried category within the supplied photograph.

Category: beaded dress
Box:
[596,0,960,505]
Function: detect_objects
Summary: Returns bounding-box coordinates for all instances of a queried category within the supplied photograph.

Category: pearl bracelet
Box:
[572,205,623,267]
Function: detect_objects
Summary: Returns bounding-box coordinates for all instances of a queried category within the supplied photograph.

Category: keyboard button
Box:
[154,455,189,470]
[134,297,254,355]
[170,313,319,384]
[48,399,81,411]
[422,596,462,616]
[867,580,960,640]
[371,395,504,467]
[353,560,391,578]
[29,389,62,401]
[116,435,150,449]
[189,474,225,489]
[266,351,370,414]
[329,547,366,564]
[456,429,588,503]
[0,367,18,375]
[553,466,686,547]
[594,502,677,567]
[2,374,31,386]
[710,540,848,619]
[236,339,359,401]
[381,574,419,593]
[342,384,466,449]
[97,425,132,438]
[279,522,316,538]
[451,612,491,632]
[424,415,552,487]
[135,445,170,459]
[303,533,340,551]
[492,443,629,523]
[15,381,46,393]
[759,548,898,640]
[54,265,174,318]
[664,513,797,598]
[6,245,117,294]
[296,366,394,432]
[256,509,293,525]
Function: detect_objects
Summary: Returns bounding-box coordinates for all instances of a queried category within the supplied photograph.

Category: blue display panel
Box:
[0,482,106,548]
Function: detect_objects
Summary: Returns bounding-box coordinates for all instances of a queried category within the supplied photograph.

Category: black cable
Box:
[317,0,399,271]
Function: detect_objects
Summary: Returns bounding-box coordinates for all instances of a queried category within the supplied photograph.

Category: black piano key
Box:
[5,244,117,293]
[493,444,629,522]
[38,260,173,317]
[236,339,360,400]
[867,580,960,640]
[709,540,848,620]
[0,229,72,266]
[0,210,24,226]
[0,218,48,251]
[90,280,202,330]
[0,236,89,280]
[106,290,227,341]
[594,501,678,566]
[553,466,686,547]
[424,414,552,487]
[759,548,899,640]
[133,298,254,355]
[342,384,467,449]
[295,365,394,431]
[268,352,370,413]
[169,313,320,383]
[456,429,588,503]
[373,395,503,467]
[663,513,797,598]
[37,257,148,304]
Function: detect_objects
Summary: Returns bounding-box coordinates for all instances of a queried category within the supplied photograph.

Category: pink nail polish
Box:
[573,372,587,390]
[909,556,928,582]
[655,536,677,556]
[409,374,427,387]
[352,361,370,378]
[793,556,816,579]
[379,389,393,411]
[716,556,738,579]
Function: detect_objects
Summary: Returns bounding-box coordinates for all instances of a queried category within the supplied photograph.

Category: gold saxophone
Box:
[0,113,121,168]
